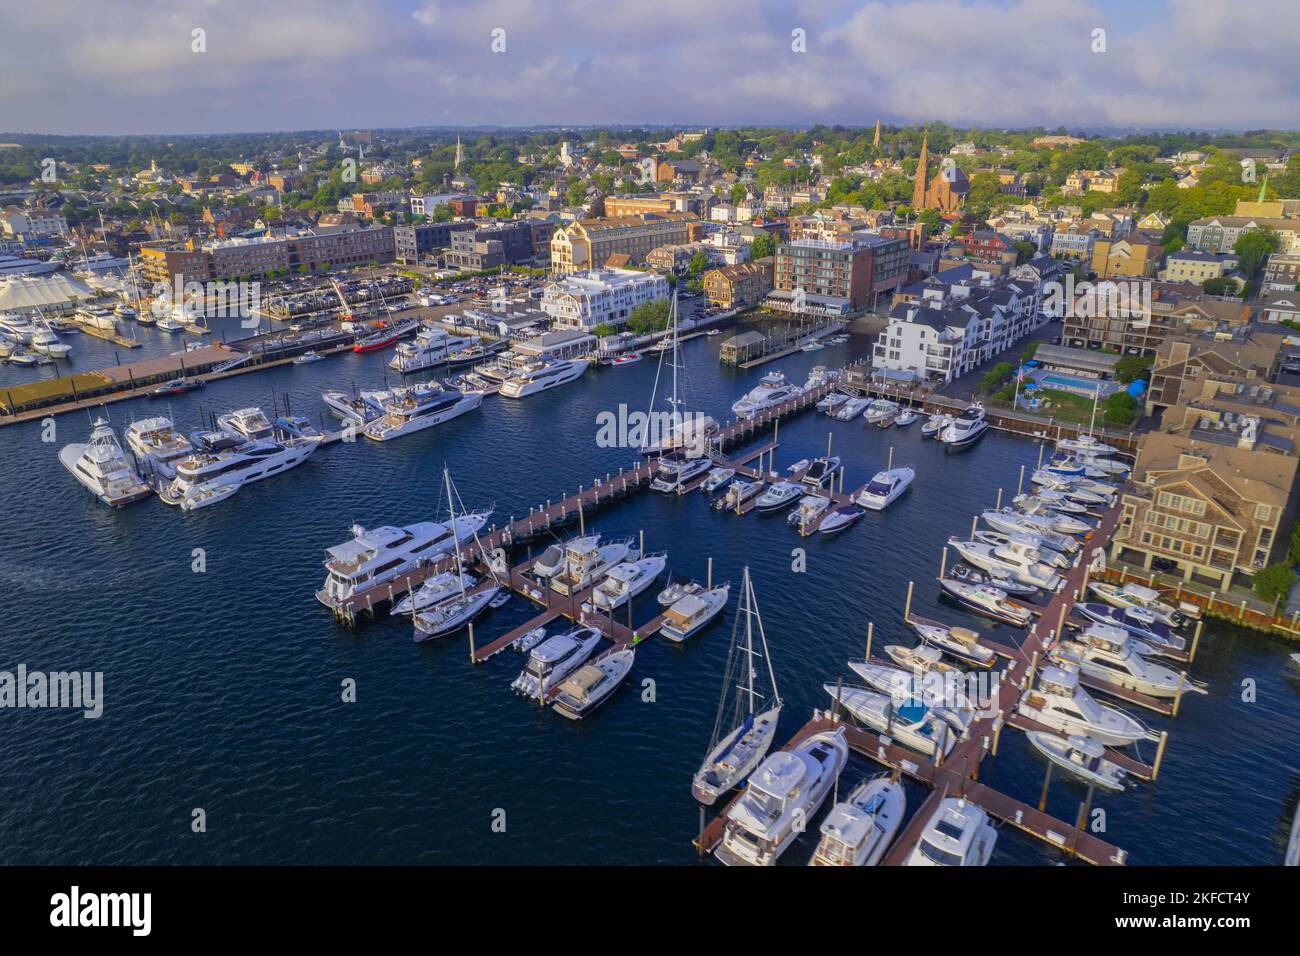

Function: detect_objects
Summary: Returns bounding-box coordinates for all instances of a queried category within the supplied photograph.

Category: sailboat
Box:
[691,567,783,806]
[640,289,717,459]
[412,467,501,642]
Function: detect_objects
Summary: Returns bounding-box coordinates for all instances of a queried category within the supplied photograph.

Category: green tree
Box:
[1113,355,1153,385]
[980,361,1015,393]
[749,232,776,260]
[1253,562,1295,605]
[1233,226,1281,277]
[1102,390,1138,426]
[688,251,709,277]
[730,183,747,206]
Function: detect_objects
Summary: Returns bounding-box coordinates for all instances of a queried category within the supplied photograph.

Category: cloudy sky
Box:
[1,0,1296,135]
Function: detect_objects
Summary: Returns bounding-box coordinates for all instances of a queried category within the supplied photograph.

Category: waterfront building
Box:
[764,233,908,316]
[1062,280,1253,356]
[702,259,774,309]
[549,214,696,274]
[139,225,396,283]
[540,267,669,331]
[393,221,475,265]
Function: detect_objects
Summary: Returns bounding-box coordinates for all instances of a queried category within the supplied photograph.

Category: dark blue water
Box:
[2,322,1298,865]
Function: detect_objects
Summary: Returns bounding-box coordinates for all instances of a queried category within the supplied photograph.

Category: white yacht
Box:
[882,643,965,678]
[731,371,803,419]
[154,306,189,333]
[905,798,997,866]
[1087,581,1189,628]
[661,584,729,642]
[834,396,870,420]
[511,625,604,700]
[58,418,152,507]
[550,537,637,596]
[921,413,951,437]
[498,357,589,398]
[973,528,1069,569]
[855,466,915,511]
[125,416,195,481]
[649,452,712,493]
[322,388,395,425]
[1015,490,1089,517]
[552,647,636,720]
[1053,624,1200,699]
[1026,732,1127,792]
[657,579,703,607]
[389,327,476,373]
[982,508,1080,553]
[391,571,479,616]
[810,776,906,867]
[587,553,667,613]
[940,402,988,448]
[754,481,804,513]
[826,685,971,757]
[74,307,118,331]
[532,533,599,581]
[216,407,277,442]
[316,514,490,610]
[29,323,71,359]
[701,467,735,494]
[938,578,1036,627]
[801,456,841,489]
[713,478,765,512]
[947,537,1062,590]
[693,569,780,804]
[714,727,848,866]
[1057,433,1120,457]
[788,494,831,530]
[161,434,323,511]
[1017,665,1158,747]
[1075,603,1188,657]
[363,386,483,441]
[862,398,899,424]
[910,619,998,668]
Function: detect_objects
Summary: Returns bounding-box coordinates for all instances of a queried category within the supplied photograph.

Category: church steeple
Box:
[873,120,881,149]
[912,133,929,211]
[455,135,463,172]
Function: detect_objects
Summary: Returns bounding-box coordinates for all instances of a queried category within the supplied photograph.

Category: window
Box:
[1256,504,1271,521]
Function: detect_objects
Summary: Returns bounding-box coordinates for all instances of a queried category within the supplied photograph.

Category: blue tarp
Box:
[1127,379,1148,397]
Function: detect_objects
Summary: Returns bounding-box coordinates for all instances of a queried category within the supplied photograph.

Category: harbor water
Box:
[1,320,1298,865]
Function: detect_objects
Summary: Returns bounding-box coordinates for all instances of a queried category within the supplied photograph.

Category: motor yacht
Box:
[714,727,847,866]
[661,584,729,642]
[160,433,322,511]
[124,416,195,481]
[74,307,117,331]
[834,396,870,420]
[940,402,988,449]
[292,350,323,365]
[550,537,637,596]
[895,409,919,427]
[882,643,965,678]
[389,327,476,373]
[552,647,636,720]
[649,452,712,493]
[217,406,278,442]
[1011,498,1093,535]
[1053,624,1200,699]
[754,481,804,513]
[713,478,765,512]
[701,467,735,494]
[818,505,864,534]
[1025,732,1127,792]
[855,466,915,511]
[800,456,841,489]
[1015,490,1089,516]
[321,387,394,425]
[825,685,969,758]
[862,398,899,424]
[1075,603,1187,657]
[498,357,589,398]
[910,619,998,668]
[1056,434,1121,457]
[532,533,599,581]
[587,553,667,613]
[938,578,1036,627]
[949,562,1041,597]
[58,418,152,507]
[1018,665,1158,746]
[150,377,204,397]
[1087,581,1189,628]
[904,798,997,866]
[511,625,604,700]
[810,776,906,867]
[818,392,849,416]
[731,371,803,419]
[363,386,483,441]
[1030,469,1116,499]
[391,571,479,616]
[981,508,1080,552]
[973,529,1070,569]
[922,413,951,437]
[947,537,1062,590]
[29,323,71,359]
[788,494,831,531]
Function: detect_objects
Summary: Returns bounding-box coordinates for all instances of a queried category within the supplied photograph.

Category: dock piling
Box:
[1151,730,1169,781]
[903,581,914,623]
[1189,620,1204,663]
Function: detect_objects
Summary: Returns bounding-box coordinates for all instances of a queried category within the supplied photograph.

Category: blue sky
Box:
[0,0,1296,135]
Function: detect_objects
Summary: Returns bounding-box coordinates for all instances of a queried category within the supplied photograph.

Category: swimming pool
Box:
[1033,371,1118,397]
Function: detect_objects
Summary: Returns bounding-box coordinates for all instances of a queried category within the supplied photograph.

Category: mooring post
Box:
[1189,619,1203,663]
[939,547,948,579]
[865,621,874,661]
[1151,730,1169,781]
[903,581,914,623]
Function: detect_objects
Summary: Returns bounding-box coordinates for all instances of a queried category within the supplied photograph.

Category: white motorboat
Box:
[1075,603,1187,657]
[552,647,636,720]
[413,584,499,641]
[714,727,847,866]
[895,409,919,427]
[981,508,1080,552]
[58,418,152,507]
[818,505,864,535]
[1012,498,1093,535]
[216,406,278,442]
[973,529,1070,569]
[921,413,951,438]
[910,619,998,668]
[801,456,841,489]
[810,776,906,867]
[532,533,599,580]
[785,459,810,474]
[1030,469,1116,499]
[661,584,729,642]
[949,562,1040,597]
[713,478,765,512]
[701,467,735,493]
[731,371,803,419]
[657,579,703,607]
[846,659,974,712]
[550,537,637,596]
[938,578,1036,627]
[125,416,194,481]
[882,643,965,678]
[587,553,667,612]
[855,466,915,511]
[788,494,831,530]
[940,402,988,449]
[1015,490,1089,516]
[1087,581,1189,628]
[292,350,323,365]
[905,798,997,866]
[649,452,712,493]
[498,357,589,398]
[389,327,476,373]
[947,537,1062,590]
[1025,731,1127,792]
[1048,454,1128,480]
[5,348,41,365]
[512,626,548,654]
[1017,665,1158,746]
[834,396,870,420]
[818,393,850,416]
[321,388,394,425]
[1053,624,1202,699]
[693,569,780,804]
[511,625,604,699]
[826,685,969,758]
[315,516,487,610]
[862,398,899,424]
[29,323,71,359]
[363,386,483,441]
[158,429,318,510]
[754,481,804,513]
[74,306,118,331]
[391,571,479,616]
[1057,434,1120,457]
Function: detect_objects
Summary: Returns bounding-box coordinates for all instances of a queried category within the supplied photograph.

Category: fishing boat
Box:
[1025,732,1127,792]
[713,478,765,512]
[801,456,841,489]
[862,398,899,424]
[809,776,906,867]
[948,562,1040,597]
[788,494,831,531]
[511,625,604,699]
[1053,624,1203,699]
[391,571,479,616]
[150,377,205,397]
[532,533,599,580]
[910,619,998,668]
[58,418,152,507]
[940,402,989,449]
[855,466,915,511]
[755,481,804,513]
[550,537,638,596]
[904,798,997,866]
[947,537,1062,590]
[834,397,870,420]
[895,409,918,427]
[692,569,782,804]
[714,727,847,866]
[973,528,1070,569]
[124,416,195,482]
[882,643,965,678]
[1075,603,1187,657]
[650,452,712,493]
[1087,581,1188,628]
[938,578,1035,627]
[825,685,969,758]
[819,505,864,535]
[587,553,667,612]
[701,467,735,493]
[1018,665,1158,746]
[921,413,951,438]
[660,584,729,642]
[552,647,635,719]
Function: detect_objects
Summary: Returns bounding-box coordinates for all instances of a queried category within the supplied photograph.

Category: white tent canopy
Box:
[0,273,100,313]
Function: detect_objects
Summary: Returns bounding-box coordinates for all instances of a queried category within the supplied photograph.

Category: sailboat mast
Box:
[1087,382,1099,437]
[670,289,679,424]
[743,568,755,713]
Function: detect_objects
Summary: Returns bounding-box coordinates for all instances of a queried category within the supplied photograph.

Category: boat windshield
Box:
[747,789,784,819]
[918,837,964,866]
[866,479,894,496]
